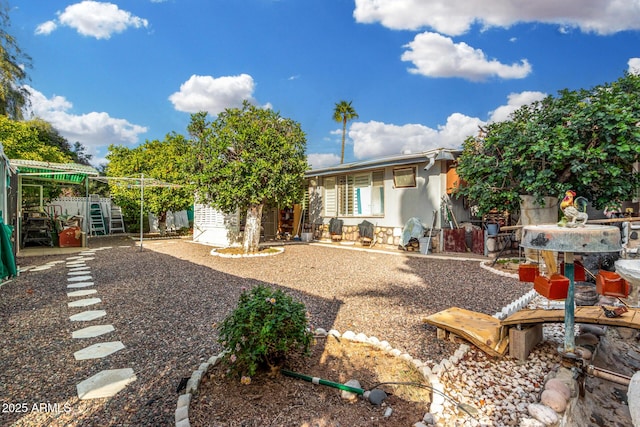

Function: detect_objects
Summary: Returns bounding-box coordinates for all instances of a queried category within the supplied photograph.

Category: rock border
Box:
[175,259,561,427]
[174,327,473,427]
[210,246,285,258]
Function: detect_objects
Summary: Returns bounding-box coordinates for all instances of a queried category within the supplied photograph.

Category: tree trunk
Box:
[158,211,167,236]
[243,203,263,253]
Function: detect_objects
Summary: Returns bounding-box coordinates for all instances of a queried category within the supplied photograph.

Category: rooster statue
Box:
[558,190,588,227]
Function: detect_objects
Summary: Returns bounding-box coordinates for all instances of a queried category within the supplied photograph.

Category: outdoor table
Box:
[520,224,621,355]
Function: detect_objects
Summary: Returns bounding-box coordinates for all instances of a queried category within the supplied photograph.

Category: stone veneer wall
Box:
[314,223,441,253]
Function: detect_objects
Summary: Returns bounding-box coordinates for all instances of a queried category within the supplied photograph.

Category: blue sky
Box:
[10,0,640,168]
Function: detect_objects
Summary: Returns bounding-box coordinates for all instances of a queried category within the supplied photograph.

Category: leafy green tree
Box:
[71,141,93,165]
[186,101,308,253]
[105,132,194,233]
[0,115,71,162]
[0,1,31,119]
[455,72,640,216]
[332,100,358,164]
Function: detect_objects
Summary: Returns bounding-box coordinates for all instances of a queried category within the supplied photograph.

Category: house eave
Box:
[305,148,459,178]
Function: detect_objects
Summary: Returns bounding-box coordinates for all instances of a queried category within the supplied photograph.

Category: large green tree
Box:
[332,100,358,164]
[0,1,31,119]
[455,72,640,216]
[105,132,194,233]
[0,115,71,162]
[186,101,308,253]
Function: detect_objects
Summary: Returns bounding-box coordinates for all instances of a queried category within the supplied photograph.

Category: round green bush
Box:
[217,285,313,380]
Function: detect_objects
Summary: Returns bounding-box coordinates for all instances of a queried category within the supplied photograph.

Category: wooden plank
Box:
[424,307,505,357]
[501,307,640,329]
[501,309,564,325]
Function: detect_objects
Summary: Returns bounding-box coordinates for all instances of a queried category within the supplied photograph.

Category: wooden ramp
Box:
[501,306,640,329]
[424,306,640,359]
[423,307,508,357]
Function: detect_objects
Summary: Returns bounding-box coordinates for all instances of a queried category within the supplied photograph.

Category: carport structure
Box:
[11,159,99,254]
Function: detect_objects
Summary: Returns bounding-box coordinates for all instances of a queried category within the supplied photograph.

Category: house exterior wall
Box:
[306,157,469,249]
[192,203,240,247]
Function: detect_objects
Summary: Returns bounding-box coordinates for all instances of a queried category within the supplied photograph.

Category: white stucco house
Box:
[304,148,470,249]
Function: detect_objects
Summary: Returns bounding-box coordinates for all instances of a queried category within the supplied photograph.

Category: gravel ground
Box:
[0,236,530,426]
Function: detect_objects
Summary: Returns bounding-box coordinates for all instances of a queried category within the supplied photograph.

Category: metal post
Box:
[139,173,144,252]
[563,251,575,354]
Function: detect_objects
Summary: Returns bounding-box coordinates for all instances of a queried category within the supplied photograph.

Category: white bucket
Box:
[300,232,313,242]
[419,237,430,254]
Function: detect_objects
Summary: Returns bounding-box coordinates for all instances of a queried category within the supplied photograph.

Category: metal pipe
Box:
[586,365,631,386]
[564,252,575,354]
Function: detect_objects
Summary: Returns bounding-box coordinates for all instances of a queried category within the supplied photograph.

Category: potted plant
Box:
[454,72,640,219]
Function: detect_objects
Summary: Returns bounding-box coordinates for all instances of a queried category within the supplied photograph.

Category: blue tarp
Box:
[401,217,425,247]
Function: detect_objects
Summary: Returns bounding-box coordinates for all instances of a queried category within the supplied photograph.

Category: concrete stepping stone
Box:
[66,256,84,260]
[68,270,92,276]
[67,289,97,297]
[66,262,86,267]
[77,368,136,400]
[72,325,115,339]
[29,265,54,272]
[74,341,125,360]
[68,298,101,308]
[69,310,106,321]
[68,266,90,271]
[67,282,95,289]
[67,275,92,282]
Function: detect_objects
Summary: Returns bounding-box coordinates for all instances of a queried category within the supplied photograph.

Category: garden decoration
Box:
[558,190,588,228]
[521,224,621,355]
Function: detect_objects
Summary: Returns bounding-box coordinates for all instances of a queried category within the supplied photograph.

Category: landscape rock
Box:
[629,371,640,426]
[540,389,568,413]
[527,403,559,425]
[544,378,571,400]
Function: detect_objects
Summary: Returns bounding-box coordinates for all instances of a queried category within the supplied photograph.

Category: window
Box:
[323,170,384,217]
[393,167,416,188]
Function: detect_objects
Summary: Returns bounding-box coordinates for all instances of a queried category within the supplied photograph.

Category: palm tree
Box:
[332,100,358,164]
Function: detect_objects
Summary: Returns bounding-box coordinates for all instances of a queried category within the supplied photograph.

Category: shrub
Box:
[217,285,313,380]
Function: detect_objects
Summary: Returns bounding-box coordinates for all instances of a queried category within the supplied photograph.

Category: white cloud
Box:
[35,20,57,36]
[36,1,148,39]
[348,114,483,160]
[307,153,341,169]
[489,90,547,122]
[324,90,544,161]
[401,32,531,81]
[169,74,258,115]
[629,58,640,75]
[354,0,640,36]
[24,86,148,161]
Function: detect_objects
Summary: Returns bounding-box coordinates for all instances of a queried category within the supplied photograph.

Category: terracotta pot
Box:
[596,270,630,298]
[518,264,539,283]
[534,273,569,300]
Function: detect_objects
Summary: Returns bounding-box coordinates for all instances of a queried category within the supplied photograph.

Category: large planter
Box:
[519,195,558,262]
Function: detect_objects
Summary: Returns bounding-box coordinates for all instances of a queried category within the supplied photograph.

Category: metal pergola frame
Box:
[89,175,182,251]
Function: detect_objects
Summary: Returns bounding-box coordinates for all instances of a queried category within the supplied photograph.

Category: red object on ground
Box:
[596,270,630,298]
[59,226,82,247]
[534,273,569,300]
[518,264,539,282]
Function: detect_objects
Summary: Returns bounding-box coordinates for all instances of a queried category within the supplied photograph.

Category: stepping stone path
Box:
[64,249,136,399]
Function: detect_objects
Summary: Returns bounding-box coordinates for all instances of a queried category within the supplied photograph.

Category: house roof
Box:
[305,148,459,177]
[11,159,99,184]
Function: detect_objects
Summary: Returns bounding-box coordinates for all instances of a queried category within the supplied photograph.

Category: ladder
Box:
[109,206,126,234]
[90,202,106,235]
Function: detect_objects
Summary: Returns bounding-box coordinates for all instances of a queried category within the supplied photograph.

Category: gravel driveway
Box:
[0,236,530,426]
